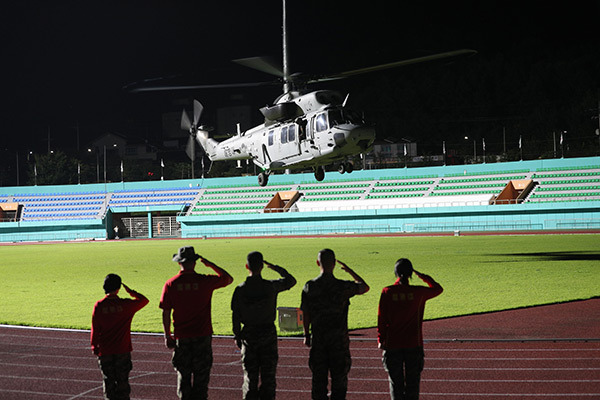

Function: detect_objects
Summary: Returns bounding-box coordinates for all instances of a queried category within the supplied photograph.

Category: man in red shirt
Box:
[160,246,233,400]
[91,274,149,400]
[377,259,443,400]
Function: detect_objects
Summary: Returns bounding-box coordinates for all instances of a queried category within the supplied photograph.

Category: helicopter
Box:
[129,1,475,186]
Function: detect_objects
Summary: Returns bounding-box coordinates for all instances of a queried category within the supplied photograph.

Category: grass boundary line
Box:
[415,296,600,324]
[0,229,599,246]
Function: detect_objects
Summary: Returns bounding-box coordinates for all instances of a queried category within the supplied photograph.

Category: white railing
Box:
[182,199,524,216]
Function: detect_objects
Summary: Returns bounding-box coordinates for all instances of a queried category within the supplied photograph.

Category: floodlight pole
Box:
[103,145,107,183]
[597,98,600,155]
[442,140,446,166]
[15,151,19,186]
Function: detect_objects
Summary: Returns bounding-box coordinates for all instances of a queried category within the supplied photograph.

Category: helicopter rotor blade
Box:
[181,110,192,132]
[233,56,284,78]
[127,80,280,93]
[308,49,477,84]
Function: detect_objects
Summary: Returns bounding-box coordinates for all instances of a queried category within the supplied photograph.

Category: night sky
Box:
[3,0,599,155]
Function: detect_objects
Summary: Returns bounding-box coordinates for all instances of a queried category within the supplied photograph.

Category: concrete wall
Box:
[178,201,600,238]
[0,219,108,242]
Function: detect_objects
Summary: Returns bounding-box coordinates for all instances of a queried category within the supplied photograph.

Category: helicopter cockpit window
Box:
[268,130,274,146]
[345,109,362,124]
[281,127,288,143]
[328,110,344,127]
[327,108,361,126]
[315,113,328,132]
[288,125,296,142]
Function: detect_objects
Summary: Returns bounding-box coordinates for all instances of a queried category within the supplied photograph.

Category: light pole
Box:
[103,145,107,183]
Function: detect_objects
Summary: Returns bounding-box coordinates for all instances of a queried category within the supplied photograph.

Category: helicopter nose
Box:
[347,125,376,149]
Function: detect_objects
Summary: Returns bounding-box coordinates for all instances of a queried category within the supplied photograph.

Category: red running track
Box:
[0,299,598,399]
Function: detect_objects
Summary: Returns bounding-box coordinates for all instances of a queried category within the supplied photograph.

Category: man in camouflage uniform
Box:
[301,249,370,400]
[231,251,296,399]
[160,246,234,400]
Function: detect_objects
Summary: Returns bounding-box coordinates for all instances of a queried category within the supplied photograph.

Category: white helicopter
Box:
[130,1,475,186]
[180,91,375,186]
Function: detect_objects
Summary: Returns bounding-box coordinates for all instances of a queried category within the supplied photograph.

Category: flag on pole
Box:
[560,132,564,145]
[442,141,446,155]
[161,158,165,168]
[403,143,407,156]
[518,135,523,161]
[120,160,124,173]
[482,138,486,151]
[34,164,37,177]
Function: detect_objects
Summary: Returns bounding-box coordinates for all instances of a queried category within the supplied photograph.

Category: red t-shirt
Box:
[159,271,230,339]
[377,275,443,349]
[91,296,149,356]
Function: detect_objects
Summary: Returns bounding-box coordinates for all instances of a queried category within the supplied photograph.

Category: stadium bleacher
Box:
[13,192,107,221]
[3,164,600,218]
[0,157,599,241]
[109,187,199,207]
[527,166,600,202]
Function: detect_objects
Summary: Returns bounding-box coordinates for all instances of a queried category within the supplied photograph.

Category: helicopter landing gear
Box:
[258,171,270,187]
[345,161,354,173]
[337,161,354,174]
[314,166,325,182]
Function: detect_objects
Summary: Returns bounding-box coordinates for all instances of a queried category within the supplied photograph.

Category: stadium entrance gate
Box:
[119,216,181,238]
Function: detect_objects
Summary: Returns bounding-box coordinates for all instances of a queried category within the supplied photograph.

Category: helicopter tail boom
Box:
[195,130,218,160]
[195,130,253,162]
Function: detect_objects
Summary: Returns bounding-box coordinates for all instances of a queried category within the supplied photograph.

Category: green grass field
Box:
[1,234,598,335]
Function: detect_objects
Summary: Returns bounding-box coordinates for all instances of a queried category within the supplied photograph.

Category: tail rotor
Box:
[181,100,205,162]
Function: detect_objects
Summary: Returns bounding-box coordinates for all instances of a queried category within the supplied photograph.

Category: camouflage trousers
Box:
[382,347,425,400]
[97,352,133,400]
[309,334,351,400]
[240,326,278,400]
[172,336,213,400]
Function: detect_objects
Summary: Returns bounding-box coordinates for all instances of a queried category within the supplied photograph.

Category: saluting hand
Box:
[264,261,280,271]
[414,270,428,279]
[199,256,214,267]
[337,260,351,272]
